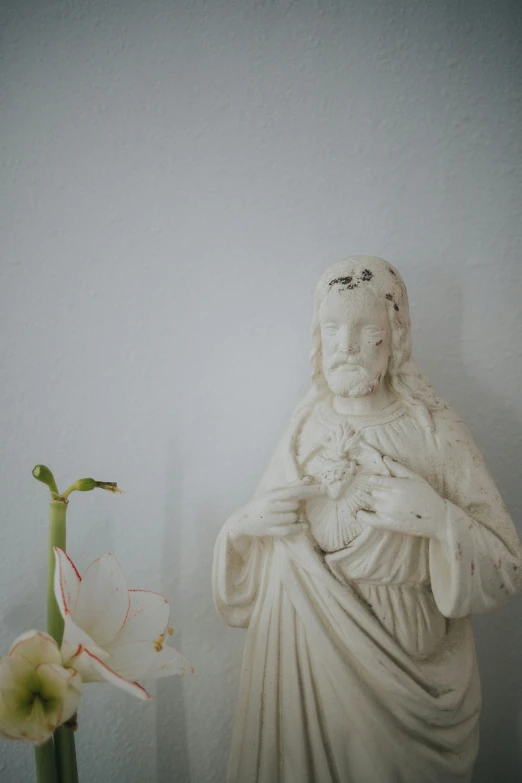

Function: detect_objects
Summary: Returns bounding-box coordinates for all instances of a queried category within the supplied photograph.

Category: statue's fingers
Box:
[364,474,397,489]
[369,488,400,507]
[268,483,308,499]
[368,486,398,501]
[351,491,376,512]
[371,499,397,517]
[269,511,299,525]
[265,523,307,537]
[382,456,418,480]
[256,512,297,529]
[281,483,328,501]
[356,510,398,533]
[270,498,300,512]
[352,483,374,498]
[355,509,379,526]
[266,485,295,497]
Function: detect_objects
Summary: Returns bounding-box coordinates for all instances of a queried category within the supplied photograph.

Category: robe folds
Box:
[213,398,522,783]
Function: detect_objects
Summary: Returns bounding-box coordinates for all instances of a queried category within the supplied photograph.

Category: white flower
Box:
[0,631,82,744]
[54,548,193,700]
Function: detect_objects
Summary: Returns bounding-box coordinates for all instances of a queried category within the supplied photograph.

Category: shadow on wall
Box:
[156,448,191,783]
[467,373,522,783]
[413,268,522,783]
[466,383,522,782]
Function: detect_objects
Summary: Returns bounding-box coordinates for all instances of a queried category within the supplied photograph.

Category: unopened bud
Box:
[32,465,59,496]
[75,478,97,492]
[62,478,123,499]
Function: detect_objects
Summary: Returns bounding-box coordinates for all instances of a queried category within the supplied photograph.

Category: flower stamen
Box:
[153,635,165,653]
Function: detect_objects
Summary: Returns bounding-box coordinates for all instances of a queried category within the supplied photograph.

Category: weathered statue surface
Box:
[213,256,522,783]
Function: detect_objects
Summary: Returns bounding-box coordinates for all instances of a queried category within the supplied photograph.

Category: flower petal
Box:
[9,631,61,668]
[110,590,170,647]
[0,658,33,710]
[54,546,82,617]
[53,548,81,617]
[23,700,53,743]
[101,640,155,681]
[139,645,194,680]
[60,669,82,725]
[72,554,130,647]
[60,614,108,666]
[36,664,82,726]
[0,695,53,744]
[0,657,81,744]
[37,662,74,699]
[107,640,193,682]
[71,647,150,700]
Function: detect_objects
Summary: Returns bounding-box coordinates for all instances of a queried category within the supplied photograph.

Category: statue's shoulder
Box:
[288,392,323,428]
[430,404,484,462]
[287,394,327,458]
[431,403,463,430]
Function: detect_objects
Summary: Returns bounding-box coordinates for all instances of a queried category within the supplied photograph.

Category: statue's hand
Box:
[229,481,327,541]
[355,457,446,541]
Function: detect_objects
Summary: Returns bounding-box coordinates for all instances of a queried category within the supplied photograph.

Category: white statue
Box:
[213,256,522,783]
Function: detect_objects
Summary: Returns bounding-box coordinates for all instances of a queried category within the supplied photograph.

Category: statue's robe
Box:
[213,398,522,783]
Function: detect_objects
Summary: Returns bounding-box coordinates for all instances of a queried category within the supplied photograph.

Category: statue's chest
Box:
[298,421,389,553]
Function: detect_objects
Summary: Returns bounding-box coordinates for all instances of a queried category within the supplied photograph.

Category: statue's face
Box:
[319,287,391,398]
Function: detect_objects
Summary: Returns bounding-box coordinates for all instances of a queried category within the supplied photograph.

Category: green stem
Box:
[47,500,67,645]
[46,500,79,783]
[34,739,58,783]
[54,727,79,783]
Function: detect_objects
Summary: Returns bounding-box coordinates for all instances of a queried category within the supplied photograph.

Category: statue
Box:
[213,256,522,783]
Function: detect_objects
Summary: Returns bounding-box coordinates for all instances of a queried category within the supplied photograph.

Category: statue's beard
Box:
[325,365,383,398]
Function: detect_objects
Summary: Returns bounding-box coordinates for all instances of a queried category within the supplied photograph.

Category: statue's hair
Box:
[299,256,448,431]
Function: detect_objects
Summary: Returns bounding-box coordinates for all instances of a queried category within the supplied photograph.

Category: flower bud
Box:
[73,479,122,493]
[73,478,97,492]
[0,631,82,744]
[61,479,123,499]
[32,465,59,496]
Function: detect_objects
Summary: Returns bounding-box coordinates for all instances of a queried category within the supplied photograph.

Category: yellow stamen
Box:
[153,635,164,652]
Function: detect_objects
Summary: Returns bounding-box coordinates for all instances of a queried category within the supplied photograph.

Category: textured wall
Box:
[1,1,521,781]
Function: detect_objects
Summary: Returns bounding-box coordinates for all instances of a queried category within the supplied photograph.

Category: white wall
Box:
[1,1,521,781]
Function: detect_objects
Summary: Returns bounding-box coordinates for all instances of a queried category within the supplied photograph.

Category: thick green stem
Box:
[46,500,79,783]
[33,500,67,783]
[54,727,79,783]
[47,501,67,645]
[35,739,58,783]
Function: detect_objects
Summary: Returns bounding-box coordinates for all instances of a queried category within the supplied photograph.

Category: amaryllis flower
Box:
[54,548,193,699]
[0,630,82,744]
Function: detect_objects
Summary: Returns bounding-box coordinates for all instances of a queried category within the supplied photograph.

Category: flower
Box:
[0,631,82,744]
[54,548,193,700]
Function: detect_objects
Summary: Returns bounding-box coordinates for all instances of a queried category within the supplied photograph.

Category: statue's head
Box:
[310,256,442,428]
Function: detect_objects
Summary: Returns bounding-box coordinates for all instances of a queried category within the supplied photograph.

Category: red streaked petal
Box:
[9,631,62,667]
[53,548,81,617]
[110,590,170,647]
[61,615,109,666]
[142,645,194,679]
[72,554,130,647]
[107,640,193,681]
[72,647,151,700]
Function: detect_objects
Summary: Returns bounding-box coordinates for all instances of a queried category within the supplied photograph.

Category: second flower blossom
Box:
[53,548,193,699]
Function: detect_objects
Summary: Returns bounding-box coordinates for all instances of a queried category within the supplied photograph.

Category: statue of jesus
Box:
[213,255,522,783]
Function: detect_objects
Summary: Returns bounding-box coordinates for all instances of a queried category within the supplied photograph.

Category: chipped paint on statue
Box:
[213,256,522,783]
